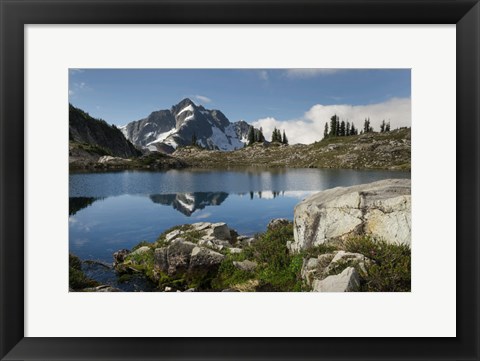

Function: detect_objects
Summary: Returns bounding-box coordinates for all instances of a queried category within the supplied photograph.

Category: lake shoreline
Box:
[72,178,412,292]
[70,128,411,172]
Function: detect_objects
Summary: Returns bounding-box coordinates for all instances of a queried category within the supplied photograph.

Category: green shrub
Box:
[124,249,155,279]
[343,236,411,292]
[69,253,99,290]
[211,253,253,290]
[300,243,338,259]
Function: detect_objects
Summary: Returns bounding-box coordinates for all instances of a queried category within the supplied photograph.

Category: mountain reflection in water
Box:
[150,192,229,216]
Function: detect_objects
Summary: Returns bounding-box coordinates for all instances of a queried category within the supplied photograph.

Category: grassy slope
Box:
[173,128,411,170]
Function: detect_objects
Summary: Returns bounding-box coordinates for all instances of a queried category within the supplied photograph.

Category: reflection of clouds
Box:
[69,218,100,233]
[282,191,316,199]
[193,212,212,220]
[243,190,316,200]
[73,238,89,247]
[259,191,274,199]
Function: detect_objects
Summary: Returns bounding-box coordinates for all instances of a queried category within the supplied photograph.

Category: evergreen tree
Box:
[336,121,340,137]
[282,130,288,145]
[191,132,197,146]
[271,127,278,142]
[271,127,283,143]
[324,122,329,139]
[247,126,255,145]
[363,118,370,133]
[380,120,386,133]
[346,121,350,136]
[257,127,265,143]
[350,123,356,136]
[329,114,338,137]
[340,121,346,136]
[385,121,391,132]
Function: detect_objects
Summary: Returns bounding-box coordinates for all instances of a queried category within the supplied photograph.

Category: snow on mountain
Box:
[121,98,255,153]
[177,104,195,116]
[146,127,177,146]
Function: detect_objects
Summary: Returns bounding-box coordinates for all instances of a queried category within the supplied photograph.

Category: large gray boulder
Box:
[312,267,360,292]
[291,179,411,252]
[153,240,224,279]
[189,246,225,273]
[164,239,196,276]
[162,222,233,252]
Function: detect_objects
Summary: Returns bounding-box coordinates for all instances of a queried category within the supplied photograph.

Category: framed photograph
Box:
[1,0,478,360]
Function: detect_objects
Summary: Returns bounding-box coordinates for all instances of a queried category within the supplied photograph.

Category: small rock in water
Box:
[113,249,130,266]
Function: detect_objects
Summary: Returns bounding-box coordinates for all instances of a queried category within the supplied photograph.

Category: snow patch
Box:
[209,126,236,151]
[177,198,195,212]
[177,104,195,116]
[146,128,177,145]
[224,124,245,149]
[163,136,178,149]
[185,193,195,202]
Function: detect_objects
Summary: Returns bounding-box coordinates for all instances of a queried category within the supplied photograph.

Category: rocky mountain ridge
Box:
[121,98,252,153]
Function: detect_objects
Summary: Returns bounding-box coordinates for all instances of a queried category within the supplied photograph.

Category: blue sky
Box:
[69,69,411,144]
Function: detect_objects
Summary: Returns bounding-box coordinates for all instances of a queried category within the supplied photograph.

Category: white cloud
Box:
[252,97,411,145]
[68,89,74,97]
[193,95,212,104]
[258,70,269,81]
[284,69,343,78]
[193,212,212,220]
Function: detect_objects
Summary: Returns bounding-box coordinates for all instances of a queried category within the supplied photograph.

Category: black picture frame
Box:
[1,0,479,360]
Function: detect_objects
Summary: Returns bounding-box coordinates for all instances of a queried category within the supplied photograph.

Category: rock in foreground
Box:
[312,267,360,292]
[291,179,411,252]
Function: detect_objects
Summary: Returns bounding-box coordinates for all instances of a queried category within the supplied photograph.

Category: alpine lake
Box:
[69,168,410,290]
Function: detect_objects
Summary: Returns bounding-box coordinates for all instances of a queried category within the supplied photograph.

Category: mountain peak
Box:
[123,99,257,153]
[175,98,196,108]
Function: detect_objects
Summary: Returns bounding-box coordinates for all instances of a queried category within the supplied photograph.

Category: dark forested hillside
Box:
[69,104,141,158]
